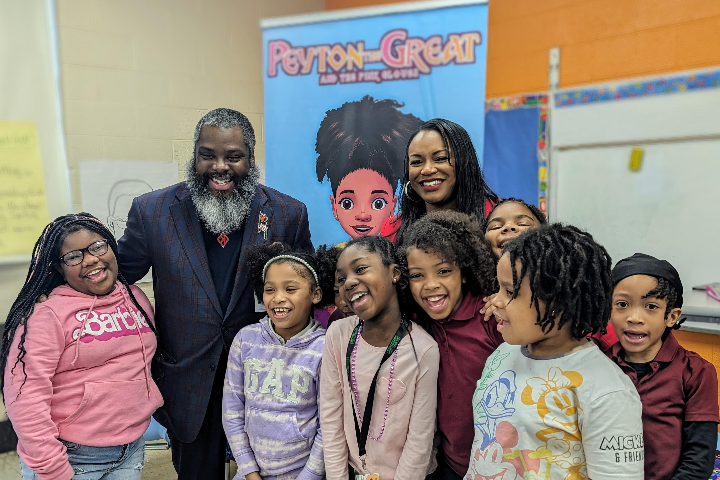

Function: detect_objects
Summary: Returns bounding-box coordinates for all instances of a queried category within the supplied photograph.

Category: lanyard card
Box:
[355,475,380,480]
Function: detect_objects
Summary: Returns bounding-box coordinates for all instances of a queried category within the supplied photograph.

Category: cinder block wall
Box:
[0,0,324,427]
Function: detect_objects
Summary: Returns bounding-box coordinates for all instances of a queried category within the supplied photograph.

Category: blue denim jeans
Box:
[20,437,145,480]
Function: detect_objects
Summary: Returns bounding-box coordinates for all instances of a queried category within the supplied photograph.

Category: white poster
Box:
[80,160,179,283]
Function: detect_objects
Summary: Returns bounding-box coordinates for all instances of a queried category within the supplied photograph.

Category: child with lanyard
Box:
[2,213,161,480]
[398,211,502,480]
[321,235,440,480]
[603,253,719,480]
[222,243,336,480]
[469,224,644,480]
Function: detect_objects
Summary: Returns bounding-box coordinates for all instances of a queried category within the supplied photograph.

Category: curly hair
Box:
[399,211,497,298]
[642,276,684,329]
[483,197,546,232]
[397,118,499,240]
[503,223,614,339]
[315,244,344,306]
[1,213,156,401]
[341,235,410,315]
[245,243,332,309]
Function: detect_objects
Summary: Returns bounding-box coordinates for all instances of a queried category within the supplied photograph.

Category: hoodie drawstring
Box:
[69,285,153,400]
[71,295,98,366]
[121,287,152,399]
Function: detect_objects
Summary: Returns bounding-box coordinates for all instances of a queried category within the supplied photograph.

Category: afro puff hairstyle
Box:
[245,243,333,309]
[315,95,423,195]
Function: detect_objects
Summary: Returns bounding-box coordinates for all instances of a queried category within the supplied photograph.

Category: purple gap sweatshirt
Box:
[222,317,325,480]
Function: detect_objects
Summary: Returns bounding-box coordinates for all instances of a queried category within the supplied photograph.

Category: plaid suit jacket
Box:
[117,182,313,442]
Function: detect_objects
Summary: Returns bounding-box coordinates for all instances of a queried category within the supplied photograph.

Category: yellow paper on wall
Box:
[0,122,50,256]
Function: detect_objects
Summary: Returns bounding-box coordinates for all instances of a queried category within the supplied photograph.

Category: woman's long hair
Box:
[397,118,498,240]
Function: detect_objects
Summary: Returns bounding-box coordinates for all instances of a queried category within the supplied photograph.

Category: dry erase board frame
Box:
[549,71,720,288]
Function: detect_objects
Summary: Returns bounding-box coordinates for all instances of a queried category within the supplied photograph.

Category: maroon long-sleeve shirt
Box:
[427,293,504,476]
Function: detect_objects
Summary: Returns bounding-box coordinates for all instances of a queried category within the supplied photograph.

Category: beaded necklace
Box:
[345,317,408,463]
[350,321,398,441]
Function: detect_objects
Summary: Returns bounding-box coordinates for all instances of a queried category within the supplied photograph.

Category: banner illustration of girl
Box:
[315,96,422,241]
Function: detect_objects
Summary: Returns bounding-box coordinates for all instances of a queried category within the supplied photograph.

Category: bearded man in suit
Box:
[118,108,313,480]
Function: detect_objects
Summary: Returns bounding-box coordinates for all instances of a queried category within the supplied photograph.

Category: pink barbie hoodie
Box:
[3,281,163,480]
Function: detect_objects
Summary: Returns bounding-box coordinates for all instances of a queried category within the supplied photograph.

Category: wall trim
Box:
[260,0,487,28]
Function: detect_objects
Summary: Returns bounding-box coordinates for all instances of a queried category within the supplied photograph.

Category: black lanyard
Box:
[345,319,408,458]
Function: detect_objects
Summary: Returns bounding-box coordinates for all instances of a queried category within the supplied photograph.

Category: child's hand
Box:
[480,293,499,321]
[245,472,262,480]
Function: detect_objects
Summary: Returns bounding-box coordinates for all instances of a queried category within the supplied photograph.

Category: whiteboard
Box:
[553,137,720,288]
[550,78,720,288]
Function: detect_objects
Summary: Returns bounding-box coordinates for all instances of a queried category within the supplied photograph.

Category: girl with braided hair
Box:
[381,118,498,242]
[2,213,162,480]
[467,223,644,480]
[399,211,502,480]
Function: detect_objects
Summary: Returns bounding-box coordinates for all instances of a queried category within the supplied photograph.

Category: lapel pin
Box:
[258,212,269,240]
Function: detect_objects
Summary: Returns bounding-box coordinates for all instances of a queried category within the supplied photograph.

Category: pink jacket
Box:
[3,282,163,480]
[320,316,439,480]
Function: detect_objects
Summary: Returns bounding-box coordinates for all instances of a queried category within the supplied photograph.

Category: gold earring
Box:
[404,181,422,203]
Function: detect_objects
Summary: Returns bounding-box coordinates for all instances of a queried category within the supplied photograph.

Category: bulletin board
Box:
[484,94,548,213]
[550,70,720,287]
[0,0,71,262]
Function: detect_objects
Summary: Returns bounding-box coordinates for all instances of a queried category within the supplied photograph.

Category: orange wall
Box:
[674,330,720,403]
[328,0,720,398]
[327,0,720,98]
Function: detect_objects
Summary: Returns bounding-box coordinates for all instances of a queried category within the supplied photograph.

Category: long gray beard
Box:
[185,160,260,234]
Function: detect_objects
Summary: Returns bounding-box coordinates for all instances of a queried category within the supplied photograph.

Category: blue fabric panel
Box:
[483,107,539,206]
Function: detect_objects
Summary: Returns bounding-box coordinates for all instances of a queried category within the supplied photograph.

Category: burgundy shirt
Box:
[604,333,719,480]
[427,294,504,475]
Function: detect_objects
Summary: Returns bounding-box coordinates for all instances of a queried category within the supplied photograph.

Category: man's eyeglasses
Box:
[59,239,110,267]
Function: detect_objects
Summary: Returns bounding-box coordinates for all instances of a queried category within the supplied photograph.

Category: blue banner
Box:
[263,2,488,246]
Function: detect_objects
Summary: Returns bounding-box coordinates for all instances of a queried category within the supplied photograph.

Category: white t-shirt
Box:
[466,341,644,480]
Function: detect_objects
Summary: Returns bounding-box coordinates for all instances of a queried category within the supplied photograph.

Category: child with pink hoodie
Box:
[1,213,163,480]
